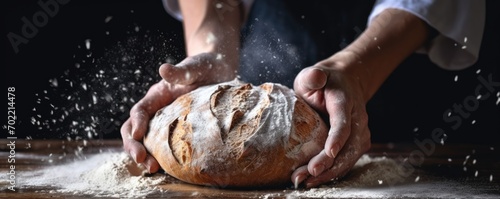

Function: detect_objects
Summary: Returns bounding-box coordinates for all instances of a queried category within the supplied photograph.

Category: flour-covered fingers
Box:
[304,124,371,188]
[291,165,310,189]
[129,105,150,141]
[143,154,160,174]
[307,150,335,177]
[120,119,145,163]
[303,141,361,188]
[324,89,352,159]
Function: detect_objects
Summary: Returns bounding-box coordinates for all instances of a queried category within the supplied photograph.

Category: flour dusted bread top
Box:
[144,80,327,188]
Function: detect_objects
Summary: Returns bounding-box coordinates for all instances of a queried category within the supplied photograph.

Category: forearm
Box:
[179,0,241,66]
[319,9,430,102]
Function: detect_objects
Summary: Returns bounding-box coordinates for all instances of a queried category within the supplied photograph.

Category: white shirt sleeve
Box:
[162,0,254,22]
[368,0,486,70]
[162,0,182,21]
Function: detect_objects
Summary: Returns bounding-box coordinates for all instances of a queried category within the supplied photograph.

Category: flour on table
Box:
[15,152,166,198]
[282,155,410,198]
[276,154,499,199]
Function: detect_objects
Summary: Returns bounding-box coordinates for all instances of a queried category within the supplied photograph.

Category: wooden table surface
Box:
[1,139,499,199]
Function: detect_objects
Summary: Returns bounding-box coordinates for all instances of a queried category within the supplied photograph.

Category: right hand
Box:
[120,52,237,173]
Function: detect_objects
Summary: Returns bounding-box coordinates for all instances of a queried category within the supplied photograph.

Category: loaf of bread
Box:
[144,79,327,188]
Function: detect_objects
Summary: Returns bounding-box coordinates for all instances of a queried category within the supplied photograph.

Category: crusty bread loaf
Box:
[144,79,327,188]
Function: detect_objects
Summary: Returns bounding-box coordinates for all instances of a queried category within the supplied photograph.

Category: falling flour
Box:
[15,152,166,198]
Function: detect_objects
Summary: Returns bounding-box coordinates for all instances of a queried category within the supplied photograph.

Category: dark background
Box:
[2,0,185,140]
[2,0,499,144]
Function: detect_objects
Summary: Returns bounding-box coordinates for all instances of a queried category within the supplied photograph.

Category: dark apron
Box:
[239,0,375,88]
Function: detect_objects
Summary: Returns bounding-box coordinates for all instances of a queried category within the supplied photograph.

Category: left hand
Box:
[291,60,371,188]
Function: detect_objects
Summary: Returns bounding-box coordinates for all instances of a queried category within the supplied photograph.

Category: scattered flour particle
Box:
[454,75,459,82]
[377,180,383,185]
[85,39,91,50]
[215,2,223,9]
[464,37,468,43]
[464,155,470,165]
[374,37,377,40]
[104,16,113,23]
[476,69,481,74]
[50,78,59,87]
[135,26,140,32]
[462,45,467,49]
[448,158,452,162]
[490,174,494,182]
[413,127,419,132]
[471,120,476,125]
[206,32,216,44]
[472,159,477,164]
[475,170,478,177]
[415,176,420,182]
[191,192,200,196]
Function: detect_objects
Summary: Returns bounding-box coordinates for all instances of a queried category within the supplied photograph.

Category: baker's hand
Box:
[120,52,237,173]
[291,62,371,188]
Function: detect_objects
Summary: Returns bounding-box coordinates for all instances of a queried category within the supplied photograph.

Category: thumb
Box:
[294,67,328,94]
[294,67,329,114]
[159,58,201,85]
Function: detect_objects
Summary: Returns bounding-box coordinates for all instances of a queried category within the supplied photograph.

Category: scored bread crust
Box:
[144,80,327,188]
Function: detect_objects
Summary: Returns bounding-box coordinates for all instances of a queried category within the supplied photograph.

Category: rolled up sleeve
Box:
[368,0,486,70]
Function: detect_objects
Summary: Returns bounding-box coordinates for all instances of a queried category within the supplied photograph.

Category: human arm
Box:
[121,0,242,173]
[161,0,242,84]
[292,8,430,188]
